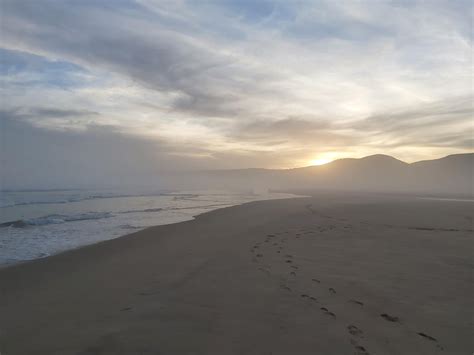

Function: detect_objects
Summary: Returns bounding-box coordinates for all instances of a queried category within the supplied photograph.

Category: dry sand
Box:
[0,192,473,355]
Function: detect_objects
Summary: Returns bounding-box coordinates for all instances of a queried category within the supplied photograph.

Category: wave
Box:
[170,194,200,200]
[0,212,114,228]
[0,195,131,208]
[119,204,230,214]
[0,202,234,228]
[167,203,232,211]
[0,191,203,208]
[120,224,143,230]
[0,200,71,208]
[120,208,163,214]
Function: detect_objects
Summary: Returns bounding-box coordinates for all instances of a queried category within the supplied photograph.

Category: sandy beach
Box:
[0,192,472,355]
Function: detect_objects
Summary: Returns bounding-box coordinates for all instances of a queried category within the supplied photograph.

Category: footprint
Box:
[348,299,364,306]
[309,296,318,302]
[354,345,370,355]
[380,313,400,322]
[281,285,292,291]
[285,254,293,258]
[347,325,363,337]
[285,260,292,263]
[329,288,336,294]
[301,294,309,298]
[417,332,437,342]
[320,307,335,318]
[350,340,370,354]
[312,278,321,283]
[256,253,263,258]
[120,307,132,312]
[290,271,296,276]
[290,265,298,270]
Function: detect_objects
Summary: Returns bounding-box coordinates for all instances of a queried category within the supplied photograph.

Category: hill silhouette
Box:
[170,153,473,196]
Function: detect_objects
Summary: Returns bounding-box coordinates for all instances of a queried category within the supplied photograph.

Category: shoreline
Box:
[0,193,304,270]
[1,192,472,354]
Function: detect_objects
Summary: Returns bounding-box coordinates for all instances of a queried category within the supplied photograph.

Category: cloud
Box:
[354,96,473,148]
[0,0,472,188]
[1,0,268,119]
[231,117,357,147]
[3,0,470,119]
[0,109,217,189]
[0,109,313,189]
[27,107,99,118]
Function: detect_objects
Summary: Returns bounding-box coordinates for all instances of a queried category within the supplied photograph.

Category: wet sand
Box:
[0,192,472,354]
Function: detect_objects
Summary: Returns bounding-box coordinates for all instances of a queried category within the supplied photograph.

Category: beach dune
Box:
[0,193,472,354]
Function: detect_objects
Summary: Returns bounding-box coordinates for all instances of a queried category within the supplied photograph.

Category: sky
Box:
[0,0,473,188]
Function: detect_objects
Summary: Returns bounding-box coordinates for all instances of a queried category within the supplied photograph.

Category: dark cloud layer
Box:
[1,0,270,119]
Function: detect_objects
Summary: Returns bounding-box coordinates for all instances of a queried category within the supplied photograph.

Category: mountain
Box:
[407,154,473,195]
[169,153,473,196]
[287,153,473,195]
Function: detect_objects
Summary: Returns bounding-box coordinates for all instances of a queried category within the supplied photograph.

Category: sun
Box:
[308,152,340,166]
[310,158,332,166]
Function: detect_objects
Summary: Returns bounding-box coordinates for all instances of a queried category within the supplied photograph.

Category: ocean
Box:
[0,189,296,266]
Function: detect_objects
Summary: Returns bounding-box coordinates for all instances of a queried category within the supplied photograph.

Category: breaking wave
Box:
[0,191,177,208]
[1,212,114,228]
